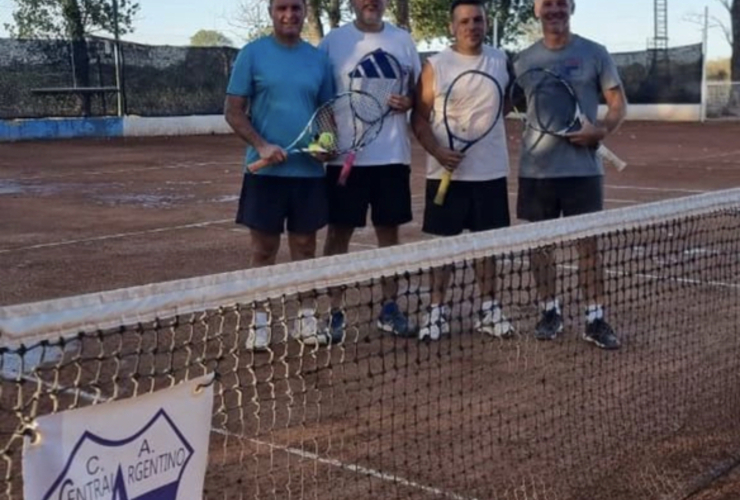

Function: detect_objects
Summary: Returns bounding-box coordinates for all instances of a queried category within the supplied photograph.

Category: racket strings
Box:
[350,51,405,117]
[444,72,502,145]
[312,93,383,153]
[514,70,578,135]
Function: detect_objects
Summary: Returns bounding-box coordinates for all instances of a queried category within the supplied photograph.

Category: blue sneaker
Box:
[377,301,416,337]
[325,309,346,344]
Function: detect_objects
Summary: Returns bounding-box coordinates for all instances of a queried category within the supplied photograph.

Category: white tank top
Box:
[426,46,511,181]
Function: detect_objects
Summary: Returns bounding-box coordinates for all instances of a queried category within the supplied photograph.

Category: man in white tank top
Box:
[411,0,514,341]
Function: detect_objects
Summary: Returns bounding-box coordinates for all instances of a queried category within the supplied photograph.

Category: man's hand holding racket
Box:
[565,116,607,148]
[432,145,465,172]
[387,94,413,112]
[255,143,288,166]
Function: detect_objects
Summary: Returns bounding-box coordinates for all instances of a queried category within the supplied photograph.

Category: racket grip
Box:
[338,153,355,186]
[596,144,627,172]
[434,171,452,206]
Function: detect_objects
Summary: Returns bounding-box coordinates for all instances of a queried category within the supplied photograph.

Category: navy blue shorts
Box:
[235,174,328,234]
[325,164,412,228]
[423,177,511,236]
[516,176,603,222]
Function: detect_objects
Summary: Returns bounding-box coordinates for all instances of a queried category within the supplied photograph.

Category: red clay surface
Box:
[2,120,740,307]
[2,120,740,500]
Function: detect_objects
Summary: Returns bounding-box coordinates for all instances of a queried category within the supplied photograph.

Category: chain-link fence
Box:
[0,37,703,120]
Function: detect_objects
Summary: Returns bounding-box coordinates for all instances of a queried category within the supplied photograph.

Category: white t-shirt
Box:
[318,22,421,167]
[425,46,511,181]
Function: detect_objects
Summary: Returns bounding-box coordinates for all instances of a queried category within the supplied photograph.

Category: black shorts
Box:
[516,176,603,222]
[325,164,412,228]
[235,174,328,234]
[423,177,511,236]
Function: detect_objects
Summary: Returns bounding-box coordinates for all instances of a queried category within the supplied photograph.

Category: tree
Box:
[232,0,273,42]
[5,0,139,115]
[686,0,738,80]
[410,0,535,47]
[233,0,323,44]
[5,0,139,39]
[190,29,233,47]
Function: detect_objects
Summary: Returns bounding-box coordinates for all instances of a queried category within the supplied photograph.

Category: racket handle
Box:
[338,153,355,186]
[246,157,273,173]
[596,144,627,172]
[434,171,453,206]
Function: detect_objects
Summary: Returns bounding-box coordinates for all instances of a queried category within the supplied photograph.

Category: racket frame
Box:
[246,90,384,174]
[339,49,407,185]
[435,69,504,206]
[510,67,627,172]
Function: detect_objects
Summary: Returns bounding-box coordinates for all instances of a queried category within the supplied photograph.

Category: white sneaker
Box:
[418,304,450,341]
[475,301,514,338]
[246,311,270,350]
[291,308,328,346]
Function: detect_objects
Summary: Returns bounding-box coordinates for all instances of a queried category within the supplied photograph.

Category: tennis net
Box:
[3,188,740,499]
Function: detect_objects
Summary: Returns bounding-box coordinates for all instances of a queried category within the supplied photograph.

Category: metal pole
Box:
[493,15,499,48]
[700,5,709,122]
[113,0,123,117]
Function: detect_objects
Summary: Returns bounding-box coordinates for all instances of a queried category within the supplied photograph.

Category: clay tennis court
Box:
[2,120,740,307]
[2,120,740,499]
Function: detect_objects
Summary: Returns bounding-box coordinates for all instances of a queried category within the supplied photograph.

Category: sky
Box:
[0,0,733,60]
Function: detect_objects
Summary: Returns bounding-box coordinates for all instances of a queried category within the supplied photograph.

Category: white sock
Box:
[585,304,604,323]
[255,311,269,328]
[541,298,561,314]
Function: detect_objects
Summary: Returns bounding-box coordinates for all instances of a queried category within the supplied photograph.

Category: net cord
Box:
[2,188,740,346]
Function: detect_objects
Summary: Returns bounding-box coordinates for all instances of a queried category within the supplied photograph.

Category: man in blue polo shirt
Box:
[224,0,335,350]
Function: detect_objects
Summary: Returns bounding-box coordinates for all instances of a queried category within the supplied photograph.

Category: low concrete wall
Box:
[0,105,705,142]
[0,117,123,142]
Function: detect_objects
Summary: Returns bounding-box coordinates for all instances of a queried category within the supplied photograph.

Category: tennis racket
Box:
[510,67,627,172]
[338,49,407,185]
[246,90,384,173]
[434,69,504,206]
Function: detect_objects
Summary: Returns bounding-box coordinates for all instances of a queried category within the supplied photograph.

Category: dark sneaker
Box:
[325,309,346,344]
[535,309,563,340]
[377,301,416,337]
[583,319,621,350]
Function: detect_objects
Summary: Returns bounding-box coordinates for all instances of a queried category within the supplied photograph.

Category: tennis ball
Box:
[307,143,324,152]
[318,132,336,149]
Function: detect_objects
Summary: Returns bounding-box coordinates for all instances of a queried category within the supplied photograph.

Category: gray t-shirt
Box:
[513,35,622,179]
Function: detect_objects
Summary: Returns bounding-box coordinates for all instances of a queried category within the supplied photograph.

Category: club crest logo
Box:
[42,409,194,500]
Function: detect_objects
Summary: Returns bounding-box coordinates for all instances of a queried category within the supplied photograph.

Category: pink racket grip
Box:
[337,153,355,186]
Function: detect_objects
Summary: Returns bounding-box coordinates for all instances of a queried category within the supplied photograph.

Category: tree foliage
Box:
[234,0,535,46]
[410,0,535,47]
[190,29,234,47]
[4,0,139,39]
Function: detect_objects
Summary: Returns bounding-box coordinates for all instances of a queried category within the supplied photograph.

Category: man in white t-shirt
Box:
[318,0,421,341]
[411,0,514,341]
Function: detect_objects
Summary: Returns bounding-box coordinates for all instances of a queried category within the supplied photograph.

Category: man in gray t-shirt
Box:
[513,0,628,350]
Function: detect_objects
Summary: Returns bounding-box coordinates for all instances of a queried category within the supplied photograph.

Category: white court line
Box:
[10,161,240,181]
[213,428,477,500]
[604,185,707,194]
[16,375,476,500]
[559,264,740,290]
[676,150,740,163]
[0,219,232,255]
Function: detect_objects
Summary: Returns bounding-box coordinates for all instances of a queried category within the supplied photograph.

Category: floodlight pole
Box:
[113,0,123,117]
[700,5,709,122]
[490,0,499,48]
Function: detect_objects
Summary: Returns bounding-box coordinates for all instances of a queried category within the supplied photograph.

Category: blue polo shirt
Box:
[227,36,335,177]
